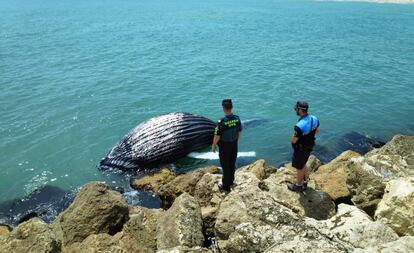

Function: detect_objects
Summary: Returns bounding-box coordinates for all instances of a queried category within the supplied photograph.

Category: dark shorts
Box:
[292,150,311,169]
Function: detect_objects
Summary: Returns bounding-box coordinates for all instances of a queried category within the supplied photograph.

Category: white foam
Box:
[188,151,256,160]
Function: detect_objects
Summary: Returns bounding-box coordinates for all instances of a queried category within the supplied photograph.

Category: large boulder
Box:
[214,184,351,253]
[346,156,386,216]
[375,177,414,236]
[131,168,176,192]
[52,182,129,246]
[306,204,398,249]
[238,159,267,180]
[364,134,414,178]
[368,134,414,158]
[64,233,127,253]
[353,236,414,253]
[0,218,60,253]
[157,193,204,250]
[158,166,219,208]
[117,207,162,252]
[193,173,224,239]
[263,173,336,220]
[313,150,361,201]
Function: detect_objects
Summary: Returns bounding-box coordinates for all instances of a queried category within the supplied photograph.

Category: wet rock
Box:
[353,236,414,253]
[131,168,176,192]
[375,177,414,236]
[238,159,267,180]
[264,173,336,220]
[313,150,361,201]
[0,185,74,227]
[64,233,127,253]
[52,182,129,246]
[0,224,11,236]
[157,193,204,250]
[307,204,398,249]
[0,218,60,253]
[342,131,385,155]
[158,166,219,208]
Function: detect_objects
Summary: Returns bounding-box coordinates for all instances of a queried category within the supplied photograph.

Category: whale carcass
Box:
[99,112,216,170]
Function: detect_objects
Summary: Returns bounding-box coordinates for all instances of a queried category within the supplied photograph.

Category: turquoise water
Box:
[1,0,414,203]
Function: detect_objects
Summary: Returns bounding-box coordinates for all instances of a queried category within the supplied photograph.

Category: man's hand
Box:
[212,144,217,153]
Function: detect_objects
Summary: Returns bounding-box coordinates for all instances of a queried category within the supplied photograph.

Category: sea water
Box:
[1,0,414,205]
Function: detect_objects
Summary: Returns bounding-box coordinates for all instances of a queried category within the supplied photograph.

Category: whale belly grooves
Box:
[99,112,216,170]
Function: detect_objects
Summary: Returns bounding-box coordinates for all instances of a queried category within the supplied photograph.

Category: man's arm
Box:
[291,126,301,144]
[212,135,220,153]
[212,120,222,153]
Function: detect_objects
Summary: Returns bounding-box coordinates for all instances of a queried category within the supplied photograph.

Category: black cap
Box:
[222,99,232,107]
[295,101,309,110]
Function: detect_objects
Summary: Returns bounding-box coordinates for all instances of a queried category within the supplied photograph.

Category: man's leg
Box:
[219,143,231,191]
[228,142,238,188]
[296,168,305,186]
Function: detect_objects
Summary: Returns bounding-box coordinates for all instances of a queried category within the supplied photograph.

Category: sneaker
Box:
[287,182,304,192]
[303,181,308,191]
[218,182,230,193]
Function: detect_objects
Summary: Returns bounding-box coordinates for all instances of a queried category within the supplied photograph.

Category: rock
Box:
[0,218,60,253]
[214,184,351,253]
[194,173,223,207]
[368,134,414,158]
[52,182,129,246]
[0,185,75,227]
[131,168,176,192]
[375,177,414,236]
[157,246,212,253]
[0,224,11,236]
[193,173,223,238]
[306,154,323,172]
[238,159,267,180]
[353,236,414,253]
[158,166,219,208]
[306,204,398,249]
[64,233,127,253]
[264,173,336,220]
[157,193,204,250]
[346,157,386,216]
[313,150,361,201]
[119,207,162,252]
[364,134,414,178]
[264,236,349,253]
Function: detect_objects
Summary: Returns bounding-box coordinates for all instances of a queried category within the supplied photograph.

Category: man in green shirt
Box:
[212,99,242,192]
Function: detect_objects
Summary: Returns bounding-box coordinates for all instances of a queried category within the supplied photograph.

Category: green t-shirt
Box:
[214,114,242,142]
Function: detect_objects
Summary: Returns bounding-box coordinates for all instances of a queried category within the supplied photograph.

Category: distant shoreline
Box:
[317,0,414,4]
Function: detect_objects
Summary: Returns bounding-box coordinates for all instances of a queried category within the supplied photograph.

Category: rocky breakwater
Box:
[0,134,413,253]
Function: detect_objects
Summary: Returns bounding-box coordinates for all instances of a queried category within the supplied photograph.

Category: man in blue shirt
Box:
[212,99,242,192]
[288,101,320,192]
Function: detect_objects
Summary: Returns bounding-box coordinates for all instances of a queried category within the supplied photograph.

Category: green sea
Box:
[1,0,414,206]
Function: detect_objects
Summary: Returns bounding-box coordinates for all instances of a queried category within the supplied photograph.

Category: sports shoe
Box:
[287,182,305,192]
[218,182,230,193]
[303,181,308,191]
